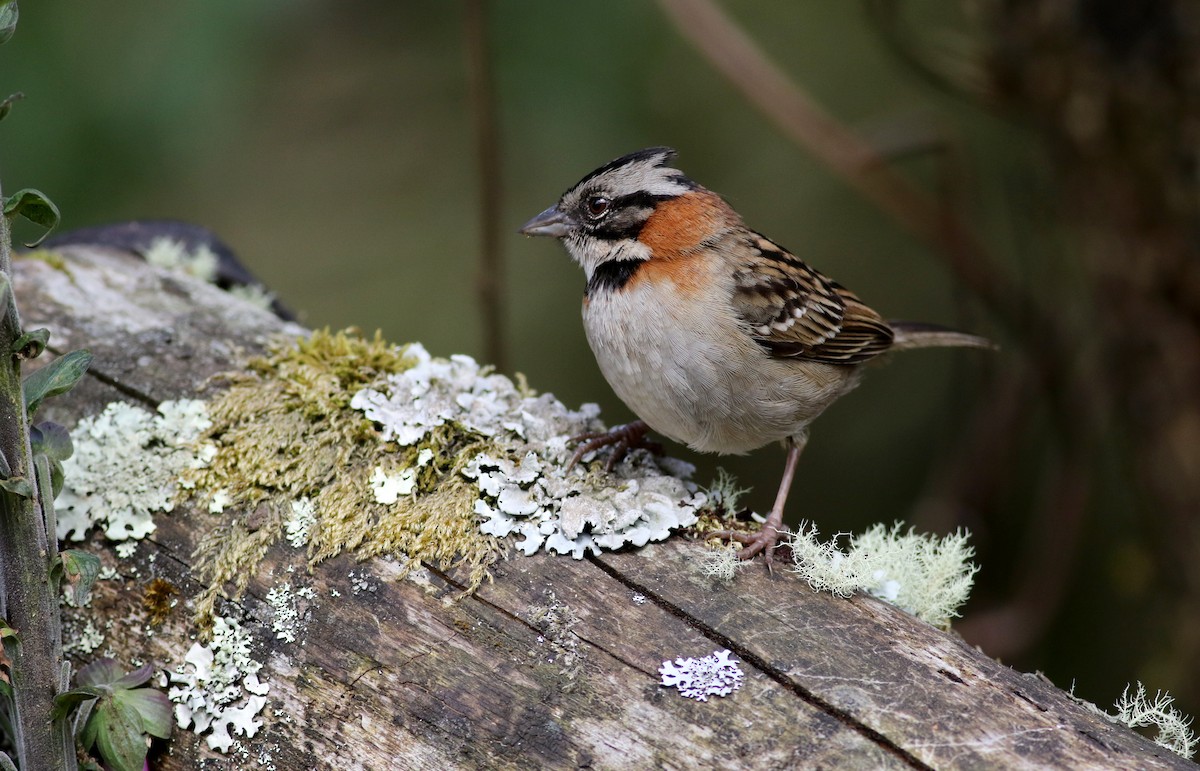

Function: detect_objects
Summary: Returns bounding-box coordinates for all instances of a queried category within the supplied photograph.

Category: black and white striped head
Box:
[520,147,697,277]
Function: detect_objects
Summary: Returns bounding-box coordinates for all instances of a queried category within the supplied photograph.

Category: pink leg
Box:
[713,433,807,569]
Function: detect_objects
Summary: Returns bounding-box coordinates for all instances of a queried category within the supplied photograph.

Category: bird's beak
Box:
[519,205,573,238]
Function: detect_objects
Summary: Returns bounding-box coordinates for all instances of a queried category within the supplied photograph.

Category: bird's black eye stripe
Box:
[586,259,643,295]
[580,190,679,242]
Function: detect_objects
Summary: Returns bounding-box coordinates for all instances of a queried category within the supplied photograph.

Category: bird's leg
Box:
[713,434,806,570]
[567,419,663,472]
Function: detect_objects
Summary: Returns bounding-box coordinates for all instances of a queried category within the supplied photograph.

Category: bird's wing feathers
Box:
[731,235,894,364]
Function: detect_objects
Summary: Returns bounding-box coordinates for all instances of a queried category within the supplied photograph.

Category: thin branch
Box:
[464,0,506,371]
[654,0,1032,333]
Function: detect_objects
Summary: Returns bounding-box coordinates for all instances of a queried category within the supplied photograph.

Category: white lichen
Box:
[266,583,308,644]
[144,236,275,311]
[788,521,978,629]
[62,620,105,657]
[226,282,276,312]
[168,615,270,753]
[700,467,750,514]
[659,649,745,701]
[1112,682,1197,758]
[56,400,214,548]
[695,543,749,584]
[368,466,417,504]
[351,343,705,558]
[144,236,220,282]
[284,498,317,549]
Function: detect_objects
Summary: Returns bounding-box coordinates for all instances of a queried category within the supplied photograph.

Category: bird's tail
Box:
[888,321,994,352]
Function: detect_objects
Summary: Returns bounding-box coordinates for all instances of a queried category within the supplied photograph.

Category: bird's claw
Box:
[711,525,788,572]
[567,420,662,472]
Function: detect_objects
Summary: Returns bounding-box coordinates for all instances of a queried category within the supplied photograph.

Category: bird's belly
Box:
[582,287,856,454]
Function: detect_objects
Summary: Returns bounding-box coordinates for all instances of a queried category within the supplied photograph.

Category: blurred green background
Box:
[5,0,1199,725]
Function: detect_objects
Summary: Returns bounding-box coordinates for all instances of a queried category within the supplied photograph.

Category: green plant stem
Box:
[0,182,74,771]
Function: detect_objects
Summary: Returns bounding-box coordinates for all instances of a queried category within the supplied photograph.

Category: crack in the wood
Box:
[80,361,162,407]
[569,631,657,678]
[348,663,386,688]
[938,668,966,685]
[583,555,934,771]
[1011,688,1049,712]
[421,562,659,681]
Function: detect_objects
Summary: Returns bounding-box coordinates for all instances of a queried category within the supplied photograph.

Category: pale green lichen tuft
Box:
[186,328,506,629]
[1112,682,1197,758]
[695,542,749,585]
[144,236,220,283]
[788,521,979,629]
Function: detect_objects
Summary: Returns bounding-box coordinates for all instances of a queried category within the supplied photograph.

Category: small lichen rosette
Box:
[351,343,705,558]
[659,649,745,701]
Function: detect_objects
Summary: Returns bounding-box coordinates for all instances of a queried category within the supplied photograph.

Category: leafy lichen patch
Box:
[354,342,708,559]
[56,399,214,546]
[168,615,271,753]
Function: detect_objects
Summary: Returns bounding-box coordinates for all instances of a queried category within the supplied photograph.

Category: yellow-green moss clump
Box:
[185,328,506,627]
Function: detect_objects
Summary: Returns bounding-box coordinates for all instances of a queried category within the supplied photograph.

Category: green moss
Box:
[185,328,506,630]
[16,248,71,275]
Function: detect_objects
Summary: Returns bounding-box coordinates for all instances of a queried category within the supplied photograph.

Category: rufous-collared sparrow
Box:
[521,147,989,567]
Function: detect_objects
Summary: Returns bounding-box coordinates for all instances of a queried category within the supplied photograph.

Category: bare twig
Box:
[464,0,506,371]
[654,0,1033,334]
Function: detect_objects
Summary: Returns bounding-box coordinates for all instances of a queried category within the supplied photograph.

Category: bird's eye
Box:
[585,195,611,219]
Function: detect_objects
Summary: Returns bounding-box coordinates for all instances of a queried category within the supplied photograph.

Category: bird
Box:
[520,147,990,567]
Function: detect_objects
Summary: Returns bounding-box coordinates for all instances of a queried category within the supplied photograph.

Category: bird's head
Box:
[519,147,702,279]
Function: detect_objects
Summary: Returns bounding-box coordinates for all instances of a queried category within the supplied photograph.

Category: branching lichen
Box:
[1112,682,1197,758]
[788,521,979,629]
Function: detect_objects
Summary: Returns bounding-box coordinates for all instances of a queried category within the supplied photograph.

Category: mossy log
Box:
[16,245,1194,770]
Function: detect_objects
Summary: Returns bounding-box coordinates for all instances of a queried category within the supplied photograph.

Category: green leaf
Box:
[77,657,124,687]
[58,549,102,606]
[73,695,98,742]
[0,750,17,771]
[0,1,17,46]
[0,476,32,498]
[0,617,16,639]
[116,687,172,739]
[0,91,23,122]
[91,694,149,771]
[22,349,92,417]
[2,188,60,247]
[13,327,49,359]
[51,688,101,722]
[0,271,10,319]
[31,421,73,462]
[111,663,154,690]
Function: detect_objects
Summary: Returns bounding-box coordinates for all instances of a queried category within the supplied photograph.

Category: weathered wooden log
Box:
[15,245,1194,769]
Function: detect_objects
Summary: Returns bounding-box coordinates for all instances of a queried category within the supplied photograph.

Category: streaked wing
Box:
[731,234,894,364]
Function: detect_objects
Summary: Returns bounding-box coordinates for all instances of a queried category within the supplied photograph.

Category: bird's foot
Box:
[568,419,662,472]
[711,522,788,572]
